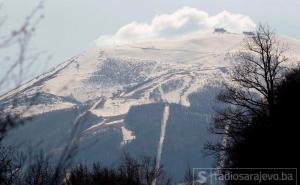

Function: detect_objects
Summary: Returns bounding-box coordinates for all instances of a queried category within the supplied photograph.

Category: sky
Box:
[1,0,300,81]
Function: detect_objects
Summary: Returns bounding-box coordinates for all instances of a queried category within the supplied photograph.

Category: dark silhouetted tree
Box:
[206,25,289,167]
[206,25,298,185]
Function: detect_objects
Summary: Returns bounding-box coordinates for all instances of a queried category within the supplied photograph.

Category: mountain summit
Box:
[2,33,300,179]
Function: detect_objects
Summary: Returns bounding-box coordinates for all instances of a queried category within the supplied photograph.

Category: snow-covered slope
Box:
[1,33,300,180]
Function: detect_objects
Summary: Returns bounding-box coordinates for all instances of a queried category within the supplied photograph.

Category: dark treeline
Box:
[0,151,172,185]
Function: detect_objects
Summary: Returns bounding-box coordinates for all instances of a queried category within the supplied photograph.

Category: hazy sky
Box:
[2,0,300,71]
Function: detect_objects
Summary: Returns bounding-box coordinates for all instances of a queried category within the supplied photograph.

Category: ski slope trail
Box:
[153,104,170,185]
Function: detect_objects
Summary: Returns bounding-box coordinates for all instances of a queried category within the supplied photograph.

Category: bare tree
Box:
[23,153,54,185]
[206,24,289,167]
[230,25,287,113]
[0,1,47,184]
[0,3,100,184]
[0,146,24,185]
[0,0,46,141]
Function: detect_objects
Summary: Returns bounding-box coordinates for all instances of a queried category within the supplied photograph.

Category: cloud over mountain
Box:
[96,7,256,46]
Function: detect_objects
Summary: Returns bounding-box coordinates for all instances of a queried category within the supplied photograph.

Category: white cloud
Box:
[96,7,256,46]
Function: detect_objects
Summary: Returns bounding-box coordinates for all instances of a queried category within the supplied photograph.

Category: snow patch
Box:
[121,126,136,145]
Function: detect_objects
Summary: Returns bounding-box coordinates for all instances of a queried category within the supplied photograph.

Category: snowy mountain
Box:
[1,33,300,180]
